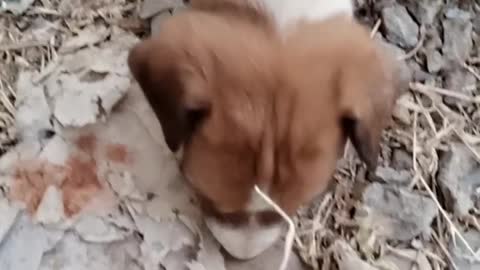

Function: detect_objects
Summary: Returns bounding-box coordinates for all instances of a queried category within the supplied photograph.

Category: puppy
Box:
[128,9,283,258]
[128,7,407,260]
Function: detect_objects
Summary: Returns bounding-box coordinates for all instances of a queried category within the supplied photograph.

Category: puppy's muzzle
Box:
[205,215,285,259]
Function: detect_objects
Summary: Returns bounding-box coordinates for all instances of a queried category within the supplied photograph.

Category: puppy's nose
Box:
[205,216,285,259]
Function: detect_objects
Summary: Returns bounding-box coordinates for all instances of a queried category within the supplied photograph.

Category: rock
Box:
[375,166,412,185]
[189,233,226,270]
[139,0,185,19]
[445,7,473,21]
[404,0,443,25]
[0,213,64,270]
[425,49,444,73]
[150,7,188,37]
[408,61,434,82]
[333,240,378,270]
[392,149,413,170]
[443,66,476,106]
[442,8,473,63]
[423,27,443,50]
[14,71,53,143]
[438,143,480,217]
[376,36,406,59]
[34,186,65,227]
[151,12,174,36]
[473,16,480,34]
[39,232,141,270]
[0,0,35,15]
[381,5,419,49]
[59,25,111,54]
[356,183,438,241]
[392,97,412,125]
[74,215,132,243]
[0,199,20,245]
[449,230,480,270]
[15,28,138,128]
[376,248,432,270]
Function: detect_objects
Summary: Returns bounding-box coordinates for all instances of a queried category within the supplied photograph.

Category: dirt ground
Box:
[0,0,480,270]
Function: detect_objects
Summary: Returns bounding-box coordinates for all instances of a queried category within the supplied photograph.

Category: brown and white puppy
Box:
[190,0,354,34]
[128,5,407,260]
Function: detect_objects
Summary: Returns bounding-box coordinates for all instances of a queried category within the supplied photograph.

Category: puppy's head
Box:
[128,11,408,259]
[128,10,285,258]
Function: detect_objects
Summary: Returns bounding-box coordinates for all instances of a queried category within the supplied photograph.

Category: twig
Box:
[410,82,480,103]
[0,41,49,51]
[254,185,295,270]
[398,25,426,61]
[454,130,480,163]
[0,80,15,116]
[370,19,381,38]
[463,63,480,81]
[417,174,479,262]
[432,231,459,270]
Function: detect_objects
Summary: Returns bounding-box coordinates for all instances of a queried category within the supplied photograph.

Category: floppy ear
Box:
[339,50,409,171]
[128,38,211,153]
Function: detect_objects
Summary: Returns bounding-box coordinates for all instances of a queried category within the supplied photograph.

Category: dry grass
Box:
[0,0,146,154]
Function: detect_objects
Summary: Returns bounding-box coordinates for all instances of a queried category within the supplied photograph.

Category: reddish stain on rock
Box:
[10,161,65,214]
[105,143,132,164]
[61,155,102,217]
[10,152,102,217]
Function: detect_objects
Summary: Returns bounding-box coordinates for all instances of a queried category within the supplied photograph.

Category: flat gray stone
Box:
[382,5,420,48]
[356,183,438,241]
[375,166,412,185]
[139,0,184,19]
[442,8,474,63]
[450,230,480,270]
[443,66,476,106]
[425,49,444,73]
[438,143,480,217]
[404,0,443,25]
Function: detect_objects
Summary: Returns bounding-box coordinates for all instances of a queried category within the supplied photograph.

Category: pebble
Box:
[382,5,420,49]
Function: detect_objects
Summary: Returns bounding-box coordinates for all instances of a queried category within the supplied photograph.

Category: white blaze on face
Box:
[205,216,284,259]
[258,0,354,32]
[206,188,284,259]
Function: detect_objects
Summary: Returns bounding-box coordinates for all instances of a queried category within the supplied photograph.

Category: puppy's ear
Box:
[339,49,409,171]
[128,38,211,153]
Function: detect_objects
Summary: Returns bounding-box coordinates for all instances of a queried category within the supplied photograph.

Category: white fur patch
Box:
[259,0,354,32]
[205,216,284,259]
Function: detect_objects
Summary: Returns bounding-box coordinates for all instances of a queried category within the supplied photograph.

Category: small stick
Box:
[398,25,426,61]
[370,19,381,38]
[417,174,480,261]
[410,82,480,103]
[254,185,295,270]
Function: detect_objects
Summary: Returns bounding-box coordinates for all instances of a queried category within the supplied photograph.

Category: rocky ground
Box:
[0,0,479,270]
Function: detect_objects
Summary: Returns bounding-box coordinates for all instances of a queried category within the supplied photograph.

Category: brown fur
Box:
[128,8,408,223]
